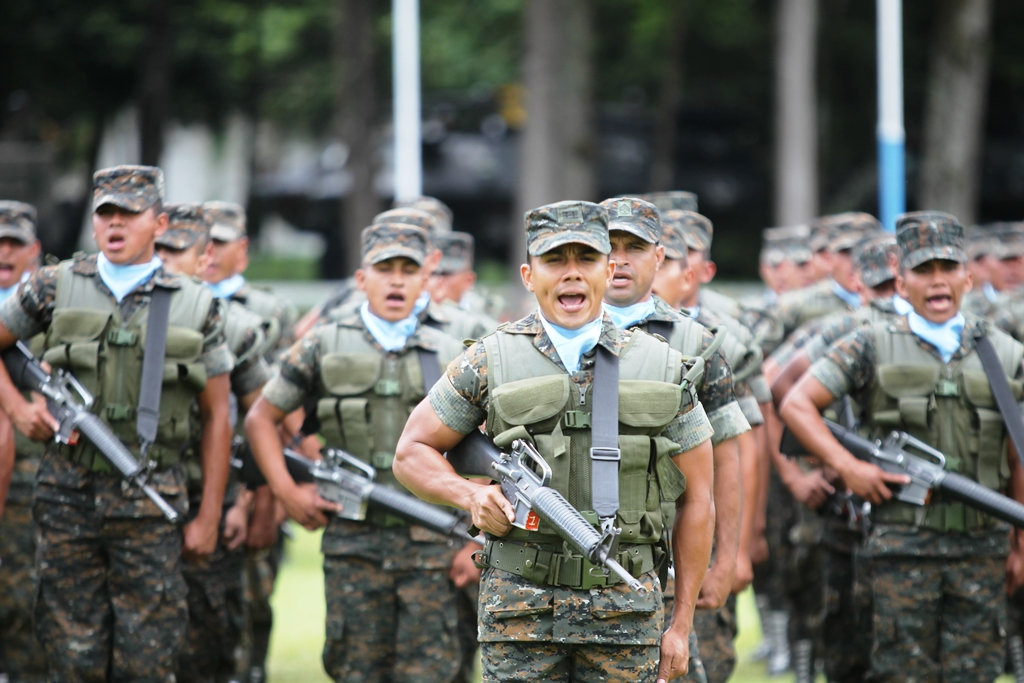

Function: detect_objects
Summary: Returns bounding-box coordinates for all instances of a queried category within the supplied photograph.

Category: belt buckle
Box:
[590,447,621,462]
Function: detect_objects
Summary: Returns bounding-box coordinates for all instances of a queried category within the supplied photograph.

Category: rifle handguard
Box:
[938,472,1024,528]
[365,485,477,542]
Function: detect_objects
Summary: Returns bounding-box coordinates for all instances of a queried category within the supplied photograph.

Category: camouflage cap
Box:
[854,233,898,288]
[988,222,1024,259]
[157,203,207,250]
[673,210,714,251]
[658,210,690,260]
[435,232,474,274]
[760,246,785,267]
[896,211,966,269]
[0,201,37,244]
[600,197,661,244]
[391,196,453,233]
[203,201,246,242]
[361,222,430,266]
[821,212,884,252]
[764,224,813,264]
[638,191,699,213]
[966,224,997,260]
[525,200,610,256]
[93,165,164,213]
[373,207,440,235]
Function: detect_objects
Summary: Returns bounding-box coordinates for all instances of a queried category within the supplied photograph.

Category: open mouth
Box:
[925,293,952,312]
[0,263,13,277]
[610,272,632,287]
[107,234,126,251]
[385,292,406,306]
[557,292,586,312]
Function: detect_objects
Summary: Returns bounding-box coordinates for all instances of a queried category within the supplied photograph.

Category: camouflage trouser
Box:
[454,583,480,683]
[866,554,1006,683]
[178,499,247,683]
[0,488,47,683]
[756,470,797,611]
[32,455,188,682]
[323,554,461,683]
[482,642,659,683]
[661,573,707,683]
[822,544,871,683]
[241,538,282,676]
[691,595,737,683]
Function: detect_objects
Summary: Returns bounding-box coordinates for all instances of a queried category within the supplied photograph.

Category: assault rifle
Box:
[447,429,647,594]
[233,442,479,544]
[2,341,180,523]
[822,419,1024,528]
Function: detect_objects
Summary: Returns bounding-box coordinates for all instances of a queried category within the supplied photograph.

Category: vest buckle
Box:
[107,329,138,346]
[935,379,960,397]
[105,404,133,421]
[562,411,592,429]
[374,379,402,396]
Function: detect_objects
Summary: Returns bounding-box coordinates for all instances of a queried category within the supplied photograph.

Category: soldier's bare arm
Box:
[734,428,759,592]
[0,411,12,519]
[185,372,232,560]
[659,437,715,683]
[0,323,56,440]
[1006,442,1024,593]
[696,436,740,610]
[394,400,514,536]
[770,351,812,405]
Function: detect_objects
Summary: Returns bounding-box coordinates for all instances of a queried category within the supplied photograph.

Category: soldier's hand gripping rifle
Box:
[2,341,180,523]
[233,441,480,544]
[447,429,648,594]
[824,418,1024,528]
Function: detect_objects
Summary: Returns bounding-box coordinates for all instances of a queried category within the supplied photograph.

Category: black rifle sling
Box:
[137,286,173,455]
[417,347,442,393]
[646,320,672,341]
[591,344,621,520]
[976,334,1024,469]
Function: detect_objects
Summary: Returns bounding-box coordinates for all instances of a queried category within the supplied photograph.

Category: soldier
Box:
[0,201,45,683]
[598,197,751,683]
[202,200,297,683]
[962,223,1024,323]
[393,200,716,683]
[156,203,274,683]
[780,211,1024,682]
[392,194,454,233]
[429,231,501,330]
[0,165,233,680]
[245,222,468,682]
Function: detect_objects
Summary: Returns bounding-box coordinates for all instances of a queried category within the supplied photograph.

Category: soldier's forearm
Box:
[244,399,294,499]
[197,380,232,522]
[0,411,12,520]
[737,430,759,558]
[710,438,742,576]
[670,440,715,631]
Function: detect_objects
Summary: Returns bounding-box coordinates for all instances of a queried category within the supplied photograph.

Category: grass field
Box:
[266,526,1012,682]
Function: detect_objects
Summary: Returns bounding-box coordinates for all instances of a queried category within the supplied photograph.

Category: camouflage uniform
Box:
[428,200,715,682]
[262,223,466,683]
[806,212,1024,683]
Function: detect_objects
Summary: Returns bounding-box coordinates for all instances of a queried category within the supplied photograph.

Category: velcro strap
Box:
[374,379,402,396]
[562,411,591,429]
[371,452,395,469]
[106,329,138,346]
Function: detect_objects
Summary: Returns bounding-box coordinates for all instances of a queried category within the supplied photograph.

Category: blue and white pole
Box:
[393,0,422,200]
[877,0,905,232]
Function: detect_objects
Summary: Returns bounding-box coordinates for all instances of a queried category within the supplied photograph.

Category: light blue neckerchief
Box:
[687,306,700,319]
[763,289,778,307]
[413,291,431,316]
[96,253,163,303]
[906,311,965,363]
[892,295,913,315]
[0,271,30,305]
[205,273,246,299]
[360,301,419,352]
[538,311,603,373]
[831,280,862,309]
[604,299,656,330]
[984,281,999,304]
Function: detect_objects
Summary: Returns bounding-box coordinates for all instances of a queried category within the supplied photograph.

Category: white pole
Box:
[392,0,422,200]
[877,0,905,231]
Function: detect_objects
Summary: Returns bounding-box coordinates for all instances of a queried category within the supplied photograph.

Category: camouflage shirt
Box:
[773,279,856,339]
[693,304,764,427]
[636,296,751,443]
[429,311,714,454]
[231,282,298,360]
[0,254,231,377]
[225,300,272,397]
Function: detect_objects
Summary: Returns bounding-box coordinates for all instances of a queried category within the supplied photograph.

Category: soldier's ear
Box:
[520,262,534,292]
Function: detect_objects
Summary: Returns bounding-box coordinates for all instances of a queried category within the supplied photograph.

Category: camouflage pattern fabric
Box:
[822,540,872,683]
[670,628,707,683]
[638,190,698,213]
[671,211,714,252]
[657,211,690,260]
[435,232,475,274]
[391,196,454,233]
[322,552,461,683]
[599,196,662,244]
[242,542,282,679]
[866,551,1006,683]
[524,201,610,257]
[895,210,966,269]
[373,207,441,235]
[204,201,246,242]
[481,641,661,683]
[361,223,430,266]
[0,200,38,243]
[772,279,855,339]
[93,164,163,213]
[230,281,298,358]
[0,463,46,683]
[177,495,247,683]
[32,452,189,681]
[854,233,898,289]
[691,595,737,683]
[454,584,480,683]
[158,202,207,250]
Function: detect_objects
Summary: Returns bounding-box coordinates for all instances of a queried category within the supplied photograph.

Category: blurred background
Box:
[2,0,1024,288]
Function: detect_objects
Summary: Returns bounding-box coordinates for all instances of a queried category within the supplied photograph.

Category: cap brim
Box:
[93,194,152,213]
[528,231,610,256]
[662,244,686,260]
[608,222,658,244]
[861,266,894,288]
[366,246,425,266]
[210,225,244,242]
[0,227,33,244]
[156,229,200,250]
[901,246,967,270]
[683,233,710,251]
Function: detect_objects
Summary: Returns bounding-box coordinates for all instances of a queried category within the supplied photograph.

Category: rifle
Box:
[823,418,1024,528]
[447,429,648,594]
[2,341,180,523]
[233,441,480,544]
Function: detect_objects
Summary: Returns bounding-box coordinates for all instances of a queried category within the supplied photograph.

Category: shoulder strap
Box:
[646,320,672,341]
[591,345,621,522]
[137,286,173,456]
[417,347,442,392]
[976,334,1024,470]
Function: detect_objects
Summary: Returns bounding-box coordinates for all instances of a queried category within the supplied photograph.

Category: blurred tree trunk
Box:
[650,2,688,193]
[514,0,595,270]
[774,0,818,225]
[919,0,992,226]
[139,0,171,166]
[334,0,378,277]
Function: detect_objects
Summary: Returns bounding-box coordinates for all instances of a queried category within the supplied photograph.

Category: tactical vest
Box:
[867,318,1024,531]
[483,329,690,548]
[791,281,851,330]
[42,259,213,470]
[234,284,290,354]
[313,320,464,499]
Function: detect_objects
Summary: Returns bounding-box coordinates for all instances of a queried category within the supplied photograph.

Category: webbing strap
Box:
[646,320,672,341]
[137,287,172,456]
[417,347,442,393]
[976,334,1024,470]
[591,345,621,520]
